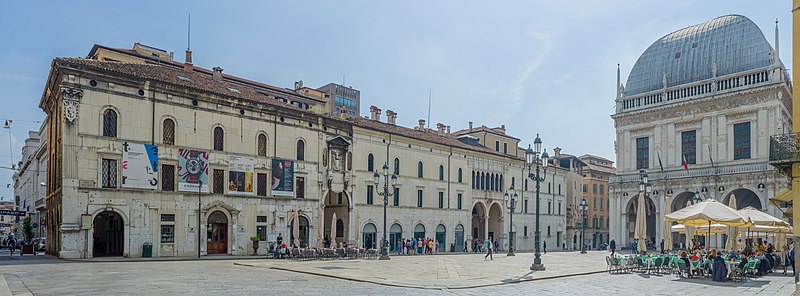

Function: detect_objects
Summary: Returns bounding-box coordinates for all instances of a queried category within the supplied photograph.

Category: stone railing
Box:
[610,162,770,183]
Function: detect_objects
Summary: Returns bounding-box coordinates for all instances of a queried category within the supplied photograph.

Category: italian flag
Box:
[682,155,689,171]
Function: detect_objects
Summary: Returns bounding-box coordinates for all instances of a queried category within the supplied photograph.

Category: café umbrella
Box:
[665,199,752,248]
[662,194,672,251]
[724,195,738,252]
[634,192,648,253]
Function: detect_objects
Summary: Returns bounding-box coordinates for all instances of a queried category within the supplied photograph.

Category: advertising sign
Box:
[122,142,159,190]
[228,156,254,195]
[178,149,209,192]
[271,159,294,196]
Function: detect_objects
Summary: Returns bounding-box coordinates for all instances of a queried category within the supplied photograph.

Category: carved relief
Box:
[60,87,83,124]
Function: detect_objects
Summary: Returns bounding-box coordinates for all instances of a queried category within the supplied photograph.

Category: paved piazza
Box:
[0,251,794,295]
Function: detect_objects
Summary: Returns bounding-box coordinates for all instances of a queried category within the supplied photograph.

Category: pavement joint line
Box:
[0,274,10,296]
[233,261,609,290]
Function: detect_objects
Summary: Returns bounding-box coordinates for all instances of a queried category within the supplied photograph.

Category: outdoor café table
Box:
[322,248,335,258]
[303,248,316,258]
[725,260,739,279]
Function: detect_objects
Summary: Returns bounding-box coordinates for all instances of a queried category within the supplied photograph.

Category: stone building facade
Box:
[609,15,792,249]
[38,43,577,258]
[579,154,614,248]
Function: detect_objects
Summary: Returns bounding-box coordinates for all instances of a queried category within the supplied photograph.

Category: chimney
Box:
[418,119,426,130]
[446,125,451,134]
[183,49,193,71]
[500,124,505,132]
[386,110,397,125]
[554,147,562,157]
[468,121,473,131]
[369,106,382,121]
[212,67,224,82]
[436,123,445,135]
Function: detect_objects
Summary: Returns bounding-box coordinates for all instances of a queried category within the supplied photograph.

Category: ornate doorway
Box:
[207,211,228,254]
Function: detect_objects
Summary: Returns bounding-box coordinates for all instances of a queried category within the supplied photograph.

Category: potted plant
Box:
[21,216,35,255]
[250,236,260,256]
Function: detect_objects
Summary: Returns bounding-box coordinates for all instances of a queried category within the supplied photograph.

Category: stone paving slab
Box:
[235,251,610,289]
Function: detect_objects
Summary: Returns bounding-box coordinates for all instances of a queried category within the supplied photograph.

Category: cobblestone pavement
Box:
[0,255,794,295]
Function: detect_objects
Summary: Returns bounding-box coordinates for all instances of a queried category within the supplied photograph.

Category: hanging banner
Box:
[271,159,294,196]
[228,156,254,195]
[178,148,209,192]
[122,142,159,190]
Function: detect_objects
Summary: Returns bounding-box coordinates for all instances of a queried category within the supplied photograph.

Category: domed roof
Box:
[624,15,775,97]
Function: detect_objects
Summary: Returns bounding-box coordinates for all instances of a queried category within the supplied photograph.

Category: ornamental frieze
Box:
[60,86,83,124]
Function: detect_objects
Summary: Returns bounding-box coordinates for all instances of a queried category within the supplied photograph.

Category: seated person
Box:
[733,255,749,275]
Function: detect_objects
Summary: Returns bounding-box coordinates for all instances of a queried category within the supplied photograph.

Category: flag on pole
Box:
[707,145,714,167]
[682,154,689,171]
[657,151,664,172]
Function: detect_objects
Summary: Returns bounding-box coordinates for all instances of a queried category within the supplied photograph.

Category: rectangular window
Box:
[213,169,225,194]
[438,192,444,209]
[547,226,551,236]
[393,188,400,206]
[337,192,343,204]
[582,184,587,193]
[600,199,603,210]
[503,143,508,154]
[548,201,551,214]
[367,185,374,205]
[160,225,175,243]
[734,122,751,160]
[161,164,175,192]
[256,216,268,223]
[524,199,529,213]
[296,177,305,199]
[495,141,500,152]
[599,185,604,195]
[636,137,649,169]
[524,226,528,237]
[257,173,268,197]
[593,184,597,194]
[593,198,597,209]
[160,214,175,222]
[558,202,562,215]
[558,184,561,195]
[457,193,463,209]
[257,226,267,241]
[101,159,117,188]
[417,190,423,208]
[681,130,697,164]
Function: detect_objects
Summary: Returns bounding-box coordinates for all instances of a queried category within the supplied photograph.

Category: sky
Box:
[0,1,792,201]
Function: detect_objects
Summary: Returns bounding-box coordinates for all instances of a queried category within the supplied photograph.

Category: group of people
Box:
[397,237,438,255]
[470,238,499,254]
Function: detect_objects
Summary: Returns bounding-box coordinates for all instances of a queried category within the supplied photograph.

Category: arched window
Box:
[102,109,117,137]
[490,174,495,191]
[213,126,224,151]
[367,154,374,172]
[417,161,424,178]
[394,158,400,175]
[511,177,515,189]
[471,171,475,188]
[162,118,175,145]
[480,172,485,190]
[500,175,504,191]
[458,168,463,183]
[296,139,305,161]
[439,165,444,181]
[336,219,344,238]
[257,133,267,156]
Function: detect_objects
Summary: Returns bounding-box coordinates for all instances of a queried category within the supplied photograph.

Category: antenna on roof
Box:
[183,13,194,70]
[342,74,346,86]
[187,13,191,50]
[426,89,432,129]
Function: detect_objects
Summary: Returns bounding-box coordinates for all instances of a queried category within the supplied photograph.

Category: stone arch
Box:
[723,188,762,210]
[471,201,487,242]
[487,202,503,242]
[624,194,657,246]
[89,207,129,258]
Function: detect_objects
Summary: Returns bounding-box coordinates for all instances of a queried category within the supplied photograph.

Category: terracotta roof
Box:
[55,57,307,111]
[349,117,522,160]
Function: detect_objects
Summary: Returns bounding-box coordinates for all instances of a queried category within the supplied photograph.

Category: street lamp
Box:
[579,197,588,254]
[525,134,549,271]
[374,162,397,261]
[505,187,518,256]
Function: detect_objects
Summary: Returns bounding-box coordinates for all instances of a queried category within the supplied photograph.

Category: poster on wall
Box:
[122,142,159,190]
[178,148,209,192]
[271,159,294,196]
[228,156,254,195]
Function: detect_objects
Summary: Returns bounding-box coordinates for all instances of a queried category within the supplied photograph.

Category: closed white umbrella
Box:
[634,192,648,253]
[292,212,300,246]
[725,195,738,252]
[663,194,672,251]
[330,212,337,247]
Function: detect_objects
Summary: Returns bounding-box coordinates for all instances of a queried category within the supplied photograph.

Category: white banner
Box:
[228,156,254,195]
[122,142,158,190]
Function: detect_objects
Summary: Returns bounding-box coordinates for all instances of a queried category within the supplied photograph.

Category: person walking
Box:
[464,240,468,253]
[660,239,665,254]
[543,240,547,254]
[7,234,16,256]
[484,237,493,260]
[789,241,795,276]
[610,238,616,256]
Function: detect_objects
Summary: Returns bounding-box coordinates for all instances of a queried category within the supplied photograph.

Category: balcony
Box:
[769,133,800,175]
[610,162,769,183]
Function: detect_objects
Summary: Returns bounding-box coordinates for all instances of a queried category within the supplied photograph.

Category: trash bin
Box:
[142,242,153,258]
[450,243,455,252]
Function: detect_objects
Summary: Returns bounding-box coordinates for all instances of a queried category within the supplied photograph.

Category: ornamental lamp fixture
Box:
[525,145,535,165]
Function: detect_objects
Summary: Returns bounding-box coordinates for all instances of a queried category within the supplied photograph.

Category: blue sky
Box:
[0,1,792,200]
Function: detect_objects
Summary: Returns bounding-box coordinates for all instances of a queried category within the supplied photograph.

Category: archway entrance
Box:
[669,191,697,249]
[414,224,426,239]
[723,189,762,210]
[207,211,228,254]
[488,203,503,244]
[454,224,465,252]
[290,216,310,248]
[436,224,446,252]
[626,195,656,247]
[362,223,377,249]
[390,224,402,251]
[324,191,350,245]
[93,211,123,257]
[471,202,486,244]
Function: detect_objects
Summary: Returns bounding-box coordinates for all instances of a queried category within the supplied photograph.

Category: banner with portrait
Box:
[271,159,294,196]
[228,156,254,195]
[122,142,158,190]
[178,148,209,192]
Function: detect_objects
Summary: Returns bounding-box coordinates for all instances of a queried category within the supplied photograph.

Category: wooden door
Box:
[207,211,228,254]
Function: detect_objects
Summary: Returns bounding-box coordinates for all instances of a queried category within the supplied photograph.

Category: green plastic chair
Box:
[674,259,688,277]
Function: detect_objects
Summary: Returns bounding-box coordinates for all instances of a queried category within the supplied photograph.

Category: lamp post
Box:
[505,187,518,256]
[580,197,588,254]
[525,134,549,271]
[374,162,397,260]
